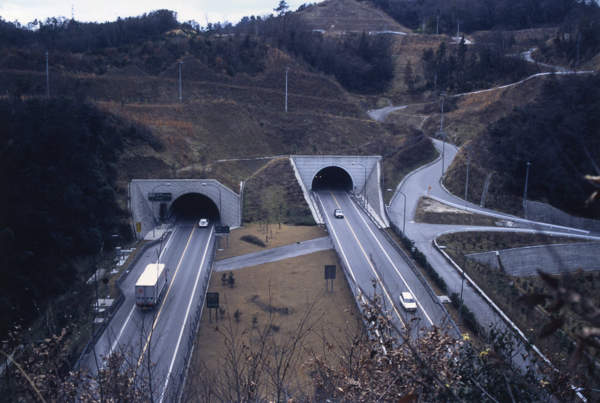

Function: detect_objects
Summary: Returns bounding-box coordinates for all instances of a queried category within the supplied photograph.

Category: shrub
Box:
[240,234,266,247]
[450,293,480,335]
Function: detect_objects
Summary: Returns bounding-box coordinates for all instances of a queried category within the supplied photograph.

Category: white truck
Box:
[135,263,168,310]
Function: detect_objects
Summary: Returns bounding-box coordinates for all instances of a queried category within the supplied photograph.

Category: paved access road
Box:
[317,190,456,338]
[81,216,215,402]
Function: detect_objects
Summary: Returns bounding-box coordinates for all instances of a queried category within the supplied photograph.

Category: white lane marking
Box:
[318,196,360,291]
[108,224,180,356]
[158,226,214,403]
[346,194,434,326]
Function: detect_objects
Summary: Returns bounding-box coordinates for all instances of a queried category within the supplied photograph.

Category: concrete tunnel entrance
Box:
[169,193,220,223]
[311,166,353,191]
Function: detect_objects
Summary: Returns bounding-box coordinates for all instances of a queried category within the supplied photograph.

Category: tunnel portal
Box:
[311,166,353,191]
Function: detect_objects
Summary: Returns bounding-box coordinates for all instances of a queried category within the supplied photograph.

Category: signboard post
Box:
[206,292,219,323]
[136,222,142,233]
[215,226,230,249]
[324,265,336,293]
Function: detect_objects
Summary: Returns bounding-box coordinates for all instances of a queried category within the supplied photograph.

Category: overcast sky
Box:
[0,0,306,26]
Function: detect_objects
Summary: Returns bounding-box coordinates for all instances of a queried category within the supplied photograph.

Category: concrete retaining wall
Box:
[468,242,600,277]
[526,200,600,233]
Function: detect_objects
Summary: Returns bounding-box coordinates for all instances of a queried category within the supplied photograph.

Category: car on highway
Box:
[399,292,417,312]
[198,218,209,227]
[333,209,344,219]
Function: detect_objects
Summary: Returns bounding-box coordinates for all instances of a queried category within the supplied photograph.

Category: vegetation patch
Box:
[188,249,360,400]
[415,197,502,226]
[216,223,327,261]
[240,234,266,248]
[439,246,600,389]
[243,158,315,226]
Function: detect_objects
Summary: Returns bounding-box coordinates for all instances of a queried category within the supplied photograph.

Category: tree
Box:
[274,0,289,16]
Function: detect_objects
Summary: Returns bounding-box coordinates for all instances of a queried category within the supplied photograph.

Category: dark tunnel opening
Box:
[311,166,353,191]
[169,193,220,223]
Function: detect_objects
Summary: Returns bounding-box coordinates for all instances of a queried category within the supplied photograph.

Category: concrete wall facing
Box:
[291,155,380,194]
[130,179,241,239]
[290,155,386,224]
[468,242,600,277]
[526,200,600,233]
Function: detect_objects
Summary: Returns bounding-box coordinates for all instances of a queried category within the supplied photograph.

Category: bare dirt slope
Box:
[297,0,410,33]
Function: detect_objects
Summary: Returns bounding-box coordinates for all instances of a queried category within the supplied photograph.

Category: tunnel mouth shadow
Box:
[169,193,220,223]
[312,166,353,191]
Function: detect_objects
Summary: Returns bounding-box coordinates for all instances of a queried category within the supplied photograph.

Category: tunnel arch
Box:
[311,166,354,191]
[169,193,220,223]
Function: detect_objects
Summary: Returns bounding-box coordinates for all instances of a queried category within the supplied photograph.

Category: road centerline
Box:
[329,192,406,328]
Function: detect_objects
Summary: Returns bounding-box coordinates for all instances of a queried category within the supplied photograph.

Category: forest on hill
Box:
[371,0,600,66]
[0,99,161,338]
[0,7,394,94]
[485,72,600,218]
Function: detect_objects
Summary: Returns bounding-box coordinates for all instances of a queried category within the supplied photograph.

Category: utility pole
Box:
[422,20,426,35]
[439,91,446,175]
[433,73,437,103]
[576,33,580,71]
[436,15,440,35]
[179,60,184,102]
[46,51,49,96]
[523,161,532,219]
[285,66,289,113]
[457,18,460,39]
[465,146,471,210]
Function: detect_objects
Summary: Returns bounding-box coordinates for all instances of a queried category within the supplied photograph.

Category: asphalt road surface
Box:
[81,216,215,402]
[317,190,456,338]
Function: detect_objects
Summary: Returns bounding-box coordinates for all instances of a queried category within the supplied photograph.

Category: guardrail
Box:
[351,194,460,336]
[176,236,218,401]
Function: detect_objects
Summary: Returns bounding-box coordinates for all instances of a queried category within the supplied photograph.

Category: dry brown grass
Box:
[216,224,328,260]
[190,249,360,395]
[298,0,409,33]
[414,197,500,226]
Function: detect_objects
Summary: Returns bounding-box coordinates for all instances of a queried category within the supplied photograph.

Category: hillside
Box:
[296,0,410,33]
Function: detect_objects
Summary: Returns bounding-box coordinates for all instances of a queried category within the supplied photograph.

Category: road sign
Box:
[136,222,142,233]
[325,265,336,280]
[215,226,230,234]
[206,292,219,308]
[148,192,172,201]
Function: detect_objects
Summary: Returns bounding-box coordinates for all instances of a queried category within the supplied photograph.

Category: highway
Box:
[81,214,215,402]
[317,190,455,338]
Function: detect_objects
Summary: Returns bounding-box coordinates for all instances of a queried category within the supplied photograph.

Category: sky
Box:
[0,0,306,26]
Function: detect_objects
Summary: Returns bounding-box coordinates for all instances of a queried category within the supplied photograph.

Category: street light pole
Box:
[179,60,184,103]
[285,66,289,113]
[398,191,407,236]
[523,161,532,219]
[439,245,467,327]
[440,91,447,176]
[202,182,222,224]
[352,162,368,207]
[465,145,471,210]
[151,183,170,238]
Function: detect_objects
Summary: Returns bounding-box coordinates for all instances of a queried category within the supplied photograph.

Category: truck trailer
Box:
[135,263,168,310]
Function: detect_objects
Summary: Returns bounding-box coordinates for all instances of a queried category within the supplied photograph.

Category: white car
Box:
[399,292,417,312]
[198,218,209,227]
[333,209,344,219]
